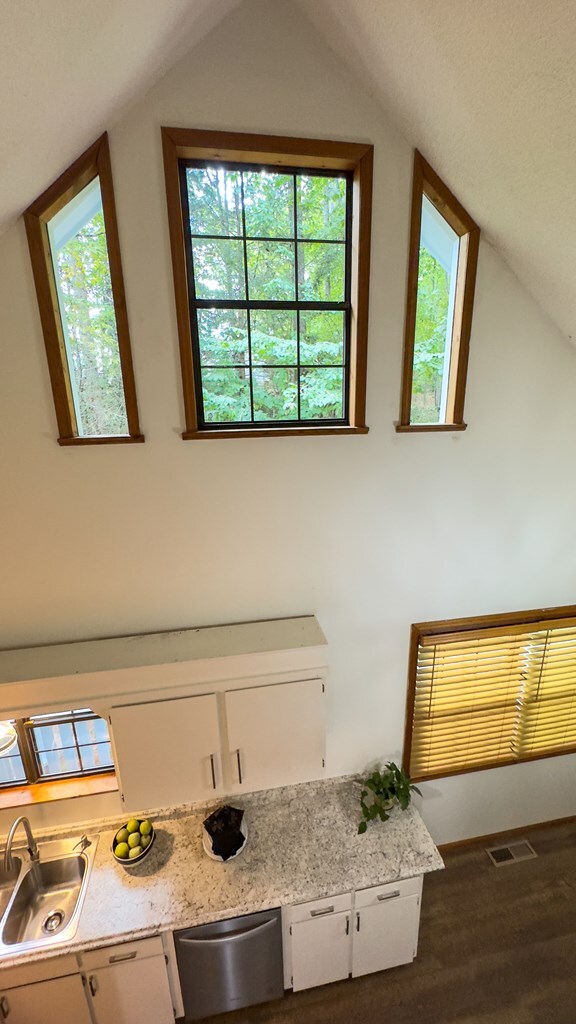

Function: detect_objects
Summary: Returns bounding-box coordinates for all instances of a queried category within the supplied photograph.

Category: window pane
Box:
[79,742,113,771]
[197,309,249,366]
[47,177,129,437]
[246,241,295,301]
[300,311,344,365]
[202,368,251,423]
[297,175,347,240]
[250,310,297,365]
[38,748,81,777]
[33,722,74,751]
[300,367,344,420]
[192,239,245,300]
[0,753,26,787]
[410,196,460,425]
[243,171,293,238]
[297,242,345,302]
[74,718,110,745]
[186,167,242,237]
[253,368,298,421]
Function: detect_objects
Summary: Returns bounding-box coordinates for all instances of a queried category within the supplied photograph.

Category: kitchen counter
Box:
[0,776,443,970]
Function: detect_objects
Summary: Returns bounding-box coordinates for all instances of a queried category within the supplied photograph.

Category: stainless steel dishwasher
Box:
[174,908,284,1019]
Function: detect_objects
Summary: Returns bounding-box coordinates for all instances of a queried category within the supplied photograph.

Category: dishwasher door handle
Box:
[179,917,277,945]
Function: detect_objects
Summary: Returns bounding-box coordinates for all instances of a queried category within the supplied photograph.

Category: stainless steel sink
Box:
[0,836,97,954]
[0,860,21,922]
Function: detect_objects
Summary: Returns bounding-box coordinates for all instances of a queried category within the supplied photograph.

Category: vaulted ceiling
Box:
[2,0,575,341]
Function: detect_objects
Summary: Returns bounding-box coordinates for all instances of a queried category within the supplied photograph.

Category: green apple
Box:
[115,828,129,845]
[115,842,129,859]
[126,818,140,834]
[140,834,152,849]
[139,820,152,837]
[128,832,141,849]
[129,846,143,859]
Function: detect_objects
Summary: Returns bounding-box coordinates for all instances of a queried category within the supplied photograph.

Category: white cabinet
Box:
[109,677,326,809]
[0,974,92,1024]
[352,878,422,977]
[80,937,174,1024]
[288,878,423,992]
[226,679,325,792]
[110,693,221,810]
[290,894,352,992]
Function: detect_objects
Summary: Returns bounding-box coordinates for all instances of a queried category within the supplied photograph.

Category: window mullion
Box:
[15,720,40,784]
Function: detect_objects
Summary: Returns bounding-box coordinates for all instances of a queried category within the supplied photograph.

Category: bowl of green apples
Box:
[112,818,155,866]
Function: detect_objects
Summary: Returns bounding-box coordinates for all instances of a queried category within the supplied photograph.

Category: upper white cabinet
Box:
[226,680,325,792]
[110,693,221,810]
[110,678,326,811]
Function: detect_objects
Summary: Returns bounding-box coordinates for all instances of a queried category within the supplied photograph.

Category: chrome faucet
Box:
[4,816,39,872]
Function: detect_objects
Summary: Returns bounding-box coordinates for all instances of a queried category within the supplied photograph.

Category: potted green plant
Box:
[357,761,421,834]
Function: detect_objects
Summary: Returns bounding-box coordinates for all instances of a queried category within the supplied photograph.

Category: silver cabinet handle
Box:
[345,915,350,935]
[377,890,401,901]
[89,975,98,997]
[236,749,243,785]
[310,905,334,917]
[0,995,10,1020]
[210,754,217,790]
[109,950,137,963]
[356,912,360,932]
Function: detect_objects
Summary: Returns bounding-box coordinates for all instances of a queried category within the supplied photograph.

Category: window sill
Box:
[394,423,467,433]
[0,774,118,810]
[182,426,369,439]
[57,435,145,447]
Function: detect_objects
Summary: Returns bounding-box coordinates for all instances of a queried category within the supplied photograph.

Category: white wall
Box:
[1,0,576,844]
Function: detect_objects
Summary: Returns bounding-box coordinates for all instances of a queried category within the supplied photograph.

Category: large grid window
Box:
[0,710,114,789]
[181,163,351,427]
[162,129,373,439]
[404,607,576,782]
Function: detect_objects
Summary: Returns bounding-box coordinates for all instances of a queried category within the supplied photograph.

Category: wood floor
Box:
[204,818,576,1024]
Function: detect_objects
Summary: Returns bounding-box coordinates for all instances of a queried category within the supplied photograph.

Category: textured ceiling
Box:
[297,0,576,342]
[0,0,239,230]
[2,0,575,341]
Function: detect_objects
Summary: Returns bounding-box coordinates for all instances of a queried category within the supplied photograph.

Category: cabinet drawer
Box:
[79,935,164,970]
[0,954,79,989]
[290,891,352,924]
[355,875,422,909]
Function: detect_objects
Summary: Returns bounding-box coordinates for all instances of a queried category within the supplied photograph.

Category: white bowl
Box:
[202,819,247,862]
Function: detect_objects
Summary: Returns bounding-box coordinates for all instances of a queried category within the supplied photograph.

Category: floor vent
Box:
[486,840,537,867]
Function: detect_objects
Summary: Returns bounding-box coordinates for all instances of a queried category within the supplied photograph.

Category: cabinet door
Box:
[88,955,174,1024]
[225,679,324,791]
[0,974,92,1024]
[352,894,421,978]
[291,912,351,991]
[110,693,221,810]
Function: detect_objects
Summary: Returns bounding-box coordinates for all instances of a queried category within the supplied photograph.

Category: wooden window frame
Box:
[0,710,115,790]
[396,151,480,433]
[161,127,373,439]
[24,133,144,446]
[403,604,576,782]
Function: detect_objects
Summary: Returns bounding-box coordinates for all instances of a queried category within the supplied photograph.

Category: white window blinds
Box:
[407,616,576,780]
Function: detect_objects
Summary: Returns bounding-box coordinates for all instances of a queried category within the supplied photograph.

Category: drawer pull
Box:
[0,995,10,1020]
[109,950,138,963]
[310,905,334,917]
[377,890,401,901]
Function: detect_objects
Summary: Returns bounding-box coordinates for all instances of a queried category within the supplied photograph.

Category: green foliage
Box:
[56,211,127,436]
[358,762,421,834]
[187,166,348,425]
[410,247,450,424]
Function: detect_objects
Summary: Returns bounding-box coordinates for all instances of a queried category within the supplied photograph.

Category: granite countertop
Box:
[0,776,443,970]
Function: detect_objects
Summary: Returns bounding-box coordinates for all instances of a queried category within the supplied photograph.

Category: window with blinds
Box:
[404,609,576,781]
